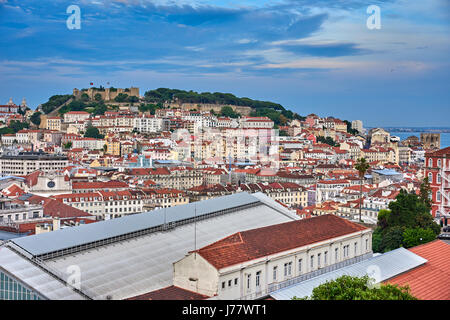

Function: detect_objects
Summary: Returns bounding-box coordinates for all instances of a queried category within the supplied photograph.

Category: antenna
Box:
[194,203,197,259]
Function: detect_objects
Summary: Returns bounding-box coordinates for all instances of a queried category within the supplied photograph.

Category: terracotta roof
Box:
[385,240,450,300]
[126,285,209,300]
[196,214,368,270]
[27,195,94,218]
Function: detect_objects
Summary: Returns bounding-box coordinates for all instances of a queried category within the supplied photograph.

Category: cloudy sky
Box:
[0,0,449,127]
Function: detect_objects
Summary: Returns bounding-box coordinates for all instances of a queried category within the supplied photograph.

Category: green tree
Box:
[127,95,139,103]
[419,177,432,209]
[80,93,90,102]
[94,93,103,102]
[30,111,42,126]
[373,189,440,253]
[293,275,416,300]
[114,93,129,102]
[63,141,72,149]
[84,126,104,139]
[220,106,239,118]
[402,228,437,248]
[355,157,370,222]
[8,120,29,133]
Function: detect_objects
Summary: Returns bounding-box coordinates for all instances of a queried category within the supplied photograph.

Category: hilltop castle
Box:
[73,87,140,102]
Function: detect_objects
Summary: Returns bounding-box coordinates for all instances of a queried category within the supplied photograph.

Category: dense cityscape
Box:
[0,87,448,301]
[0,0,449,307]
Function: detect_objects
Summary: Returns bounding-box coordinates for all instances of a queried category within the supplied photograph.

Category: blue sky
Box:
[0,0,449,127]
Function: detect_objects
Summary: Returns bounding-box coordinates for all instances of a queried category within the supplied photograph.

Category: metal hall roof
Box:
[11,192,263,257]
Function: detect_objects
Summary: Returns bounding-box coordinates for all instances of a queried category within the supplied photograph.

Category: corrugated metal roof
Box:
[44,194,297,300]
[0,247,86,300]
[270,247,427,300]
[11,192,264,257]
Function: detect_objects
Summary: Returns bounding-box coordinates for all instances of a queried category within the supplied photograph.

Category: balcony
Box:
[238,252,373,300]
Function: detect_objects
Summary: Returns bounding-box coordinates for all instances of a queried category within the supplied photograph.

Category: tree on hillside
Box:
[344,120,359,135]
[94,93,103,102]
[317,136,338,147]
[220,106,239,118]
[30,111,42,126]
[127,95,139,103]
[84,126,104,139]
[8,121,29,133]
[80,93,90,102]
[355,157,370,222]
[293,275,416,300]
[114,93,129,102]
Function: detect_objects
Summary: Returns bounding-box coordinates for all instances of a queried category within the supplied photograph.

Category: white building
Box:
[133,115,163,133]
[173,214,372,300]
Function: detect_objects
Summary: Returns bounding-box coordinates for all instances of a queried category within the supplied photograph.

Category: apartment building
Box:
[46,117,62,131]
[0,198,44,224]
[63,111,90,123]
[52,190,144,218]
[0,152,69,176]
[425,146,450,223]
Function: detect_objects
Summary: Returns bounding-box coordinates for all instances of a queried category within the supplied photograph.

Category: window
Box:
[428,172,433,183]
[437,191,441,202]
[354,242,358,255]
[317,253,321,268]
[234,278,238,286]
[222,282,225,289]
[284,262,292,277]
[324,251,328,265]
[310,255,314,269]
[437,159,441,167]
[256,271,261,287]
[298,259,302,273]
[437,174,442,183]
[273,266,277,281]
[228,280,232,287]
[335,248,338,261]
[366,239,369,251]
[247,274,251,290]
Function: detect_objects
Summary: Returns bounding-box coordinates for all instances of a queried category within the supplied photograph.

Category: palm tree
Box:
[355,157,370,222]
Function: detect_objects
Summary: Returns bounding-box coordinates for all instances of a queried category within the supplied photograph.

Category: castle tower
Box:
[7,97,14,105]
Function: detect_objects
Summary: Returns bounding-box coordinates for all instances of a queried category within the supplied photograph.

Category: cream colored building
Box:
[172,215,372,300]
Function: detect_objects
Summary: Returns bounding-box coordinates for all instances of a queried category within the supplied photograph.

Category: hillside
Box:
[33,88,305,126]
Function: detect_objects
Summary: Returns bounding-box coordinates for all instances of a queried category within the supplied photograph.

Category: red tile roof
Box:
[126,285,209,300]
[196,214,368,270]
[385,240,450,300]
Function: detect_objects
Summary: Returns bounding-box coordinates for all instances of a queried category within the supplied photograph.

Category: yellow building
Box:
[104,138,121,156]
[46,117,62,131]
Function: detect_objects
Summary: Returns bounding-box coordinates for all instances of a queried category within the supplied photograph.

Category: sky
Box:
[0,0,449,127]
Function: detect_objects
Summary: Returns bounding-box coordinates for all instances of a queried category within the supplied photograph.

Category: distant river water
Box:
[389,131,450,149]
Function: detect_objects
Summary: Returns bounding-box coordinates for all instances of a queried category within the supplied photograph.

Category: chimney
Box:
[53,214,60,231]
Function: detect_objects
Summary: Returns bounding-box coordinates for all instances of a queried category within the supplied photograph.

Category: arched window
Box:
[437,191,441,202]
[428,172,433,183]
[429,159,433,167]
[437,174,442,183]
[437,159,442,167]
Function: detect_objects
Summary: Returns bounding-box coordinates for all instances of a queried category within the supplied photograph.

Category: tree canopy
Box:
[293,275,416,300]
[30,111,42,126]
[40,95,73,114]
[84,126,104,139]
[372,182,440,253]
[144,88,285,111]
